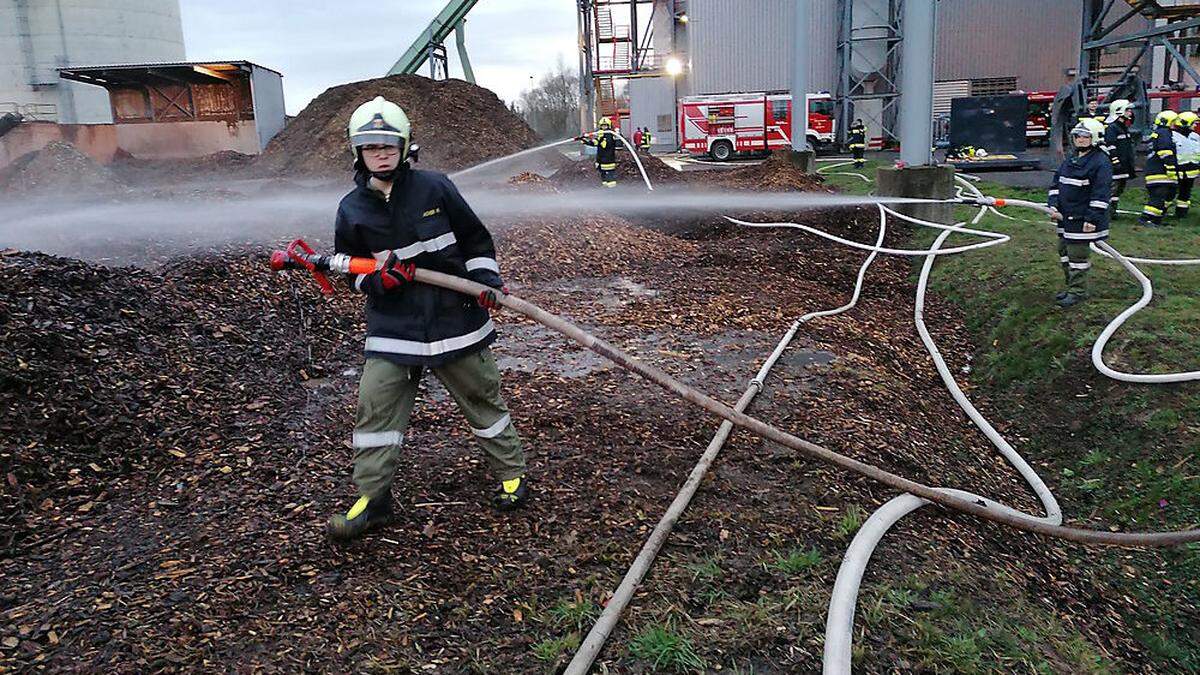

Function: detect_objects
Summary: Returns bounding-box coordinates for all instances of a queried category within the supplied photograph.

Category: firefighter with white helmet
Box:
[1047,118,1112,308]
[326,96,530,540]
[1172,111,1200,218]
[1139,110,1179,227]
[1102,99,1137,218]
[578,116,623,187]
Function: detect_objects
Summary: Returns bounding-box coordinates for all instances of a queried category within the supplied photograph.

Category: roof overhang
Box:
[57,61,279,88]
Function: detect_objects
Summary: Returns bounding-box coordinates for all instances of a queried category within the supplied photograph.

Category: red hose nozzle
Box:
[269,249,292,271]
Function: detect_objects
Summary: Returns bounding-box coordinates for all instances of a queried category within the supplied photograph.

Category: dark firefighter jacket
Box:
[1048,147,1113,241]
[1144,125,1178,186]
[847,124,866,149]
[334,166,504,367]
[1102,118,1136,180]
[583,130,621,169]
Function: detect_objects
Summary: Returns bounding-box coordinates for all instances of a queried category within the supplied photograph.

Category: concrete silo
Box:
[0,0,186,124]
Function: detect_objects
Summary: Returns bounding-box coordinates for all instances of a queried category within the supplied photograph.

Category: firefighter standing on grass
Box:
[1139,110,1179,227]
[847,119,867,168]
[1048,118,1112,308]
[1172,111,1200,218]
[579,116,622,187]
[1102,99,1136,219]
[326,96,530,541]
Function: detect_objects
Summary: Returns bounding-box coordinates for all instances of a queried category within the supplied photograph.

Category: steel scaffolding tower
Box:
[1052,0,1200,157]
[578,0,667,126]
[835,0,904,147]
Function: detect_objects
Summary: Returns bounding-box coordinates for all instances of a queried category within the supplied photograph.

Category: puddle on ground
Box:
[551,276,662,310]
[490,323,836,384]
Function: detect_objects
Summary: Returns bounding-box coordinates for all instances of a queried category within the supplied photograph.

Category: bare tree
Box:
[516,58,580,140]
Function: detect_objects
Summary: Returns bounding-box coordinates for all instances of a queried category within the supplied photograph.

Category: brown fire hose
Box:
[271,242,1200,547]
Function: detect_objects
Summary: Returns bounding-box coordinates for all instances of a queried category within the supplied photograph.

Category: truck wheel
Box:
[710,140,734,162]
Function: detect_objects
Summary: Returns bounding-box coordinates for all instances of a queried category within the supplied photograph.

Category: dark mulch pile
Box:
[257,74,540,176]
[550,147,683,189]
[0,142,127,196]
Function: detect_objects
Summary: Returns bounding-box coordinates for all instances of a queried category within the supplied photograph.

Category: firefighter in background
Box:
[1139,110,1179,227]
[578,116,622,187]
[847,119,867,168]
[1172,111,1200,218]
[1085,99,1105,124]
[640,127,653,152]
[1048,118,1112,308]
[1102,99,1136,219]
[632,127,644,150]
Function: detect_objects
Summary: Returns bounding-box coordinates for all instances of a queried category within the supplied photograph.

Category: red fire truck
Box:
[678,92,836,161]
[1026,91,1055,146]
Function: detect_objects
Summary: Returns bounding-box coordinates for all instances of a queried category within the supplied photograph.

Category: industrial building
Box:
[0,0,187,124]
[0,1,286,166]
[57,61,286,159]
[589,0,1159,151]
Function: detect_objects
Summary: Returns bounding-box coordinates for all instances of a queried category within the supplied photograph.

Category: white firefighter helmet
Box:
[1105,99,1132,124]
[1072,118,1104,145]
[348,96,412,159]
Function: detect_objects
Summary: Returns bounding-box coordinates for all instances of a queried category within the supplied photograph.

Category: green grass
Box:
[684,553,724,583]
[833,504,867,540]
[766,547,823,575]
[859,570,1114,673]
[532,633,580,663]
[548,597,599,631]
[826,165,1200,671]
[628,623,707,672]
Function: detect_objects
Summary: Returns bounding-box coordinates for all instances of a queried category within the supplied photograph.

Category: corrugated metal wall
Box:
[933,0,1081,90]
[687,0,839,95]
[683,0,1135,97]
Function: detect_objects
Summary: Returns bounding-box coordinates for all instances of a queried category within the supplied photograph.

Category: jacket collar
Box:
[353,163,411,197]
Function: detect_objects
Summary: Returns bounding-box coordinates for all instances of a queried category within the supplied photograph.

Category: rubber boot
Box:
[1056,293,1085,308]
[327,492,393,540]
[492,476,530,512]
[1055,290,1069,301]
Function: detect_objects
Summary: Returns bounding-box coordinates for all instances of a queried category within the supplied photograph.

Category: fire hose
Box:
[268,238,1200,547]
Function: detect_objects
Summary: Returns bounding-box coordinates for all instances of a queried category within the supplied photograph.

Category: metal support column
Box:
[898,0,935,166]
[578,0,596,128]
[792,0,812,152]
[455,20,476,84]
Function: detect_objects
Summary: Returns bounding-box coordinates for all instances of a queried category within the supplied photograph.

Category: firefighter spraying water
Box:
[322,96,529,541]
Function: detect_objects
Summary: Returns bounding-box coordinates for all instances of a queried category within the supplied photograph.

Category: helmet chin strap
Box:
[355,147,408,182]
[370,167,402,182]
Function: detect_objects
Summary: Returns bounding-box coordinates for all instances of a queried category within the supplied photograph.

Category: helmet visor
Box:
[351,131,406,148]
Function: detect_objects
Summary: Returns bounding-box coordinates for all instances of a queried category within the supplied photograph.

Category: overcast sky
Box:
[179,1,579,115]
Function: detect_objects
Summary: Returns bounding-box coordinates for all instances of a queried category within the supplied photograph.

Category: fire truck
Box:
[1026,91,1055,146]
[678,92,836,161]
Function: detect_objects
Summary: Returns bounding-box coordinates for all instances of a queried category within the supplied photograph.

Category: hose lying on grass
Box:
[404,268,1200,547]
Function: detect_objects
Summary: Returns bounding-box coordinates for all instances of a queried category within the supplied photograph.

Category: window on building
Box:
[657,114,672,132]
[969,77,1019,97]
